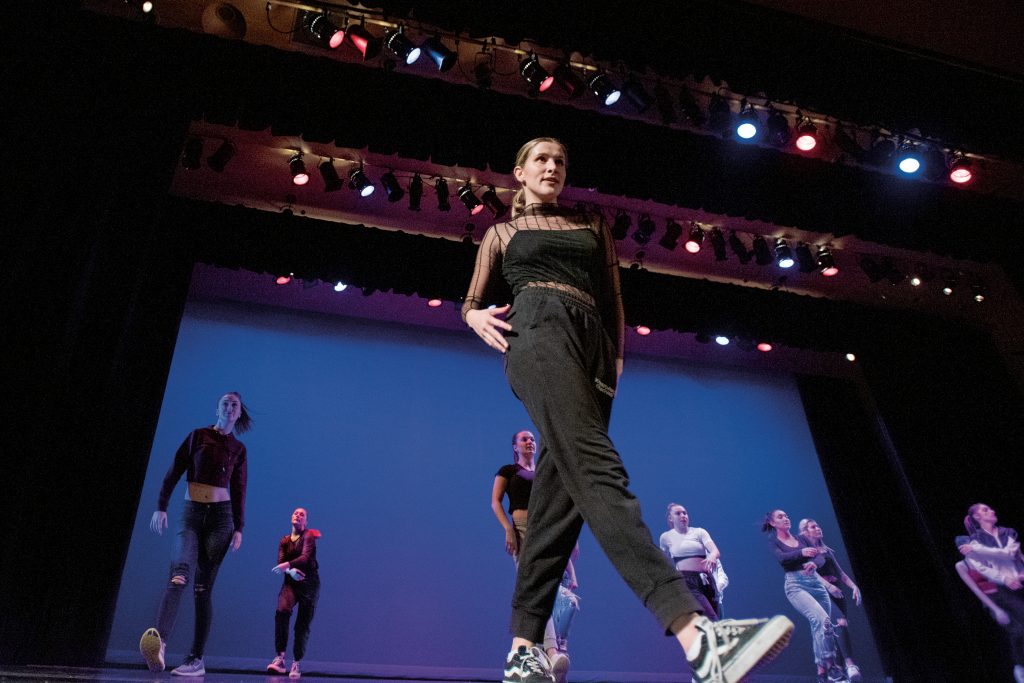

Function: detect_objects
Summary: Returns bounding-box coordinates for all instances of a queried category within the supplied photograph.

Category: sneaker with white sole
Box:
[139,628,165,673]
[846,664,862,682]
[289,661,301,679]
[687,615,794,683]
[549,651,570,683]
[267,655,286,674]
[503,645,553,683]
[171,656,206,677]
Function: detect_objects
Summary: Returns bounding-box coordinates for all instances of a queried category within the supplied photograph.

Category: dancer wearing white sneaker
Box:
[267,507,321,679]
[139,391,251,676]
[466,137,793,683]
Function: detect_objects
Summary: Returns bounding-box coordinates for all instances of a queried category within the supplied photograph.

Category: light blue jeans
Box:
[544,582,580,652]
[784,571,835,666]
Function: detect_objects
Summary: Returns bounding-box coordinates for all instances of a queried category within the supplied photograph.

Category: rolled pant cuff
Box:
[648,576,703,635]
[510,609,549,645]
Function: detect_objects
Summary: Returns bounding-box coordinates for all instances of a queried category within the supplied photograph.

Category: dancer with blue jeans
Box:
[139,391,251,676]
[764,510,839,683]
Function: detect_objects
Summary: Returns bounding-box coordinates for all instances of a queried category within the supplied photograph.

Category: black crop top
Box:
[768,533,814,572]
[462,203,625,360]
[496,463,535,514]
[157,427,248,530]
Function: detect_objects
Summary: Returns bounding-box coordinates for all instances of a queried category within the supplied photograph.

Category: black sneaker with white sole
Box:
[687,615,795,683]
[503,645,554,683]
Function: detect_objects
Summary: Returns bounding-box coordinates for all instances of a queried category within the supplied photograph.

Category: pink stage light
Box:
[427,299,443,308]
[757,342,773,352]
[635,325,651,336]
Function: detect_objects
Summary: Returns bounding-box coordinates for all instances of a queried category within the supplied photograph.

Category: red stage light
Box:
[276,275,292,285]
[757,342,773,352]
[427,299,443,308]
[635,325,651,336]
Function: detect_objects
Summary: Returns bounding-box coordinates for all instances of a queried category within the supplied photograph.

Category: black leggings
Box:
[504,289,699,643]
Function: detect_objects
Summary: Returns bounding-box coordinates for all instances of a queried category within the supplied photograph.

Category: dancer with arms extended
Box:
[267,507,321,679]
[464,137,792,683]
[139,392,251,676]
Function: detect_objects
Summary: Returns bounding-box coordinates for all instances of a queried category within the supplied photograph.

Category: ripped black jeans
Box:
[156,500,234,658]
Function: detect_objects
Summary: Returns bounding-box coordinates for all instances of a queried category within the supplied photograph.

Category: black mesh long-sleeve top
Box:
[461,203,625,360]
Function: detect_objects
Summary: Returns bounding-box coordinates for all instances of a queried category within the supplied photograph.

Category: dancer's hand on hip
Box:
[466,306,512,353]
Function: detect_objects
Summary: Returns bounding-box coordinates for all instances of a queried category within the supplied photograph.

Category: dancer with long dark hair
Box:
[660,503,721,620]
[799,518,862,682]
[267,507,321,679]
[959,503,1024,683]
[139,392,252,676]
[464,136,793,683]
[492,429,580,683]
[763,510,840,683]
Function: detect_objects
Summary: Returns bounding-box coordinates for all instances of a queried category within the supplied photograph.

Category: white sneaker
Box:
[550,651,570,683]
[139,628,165,673]
[170,656,206,676]
[289,661,302,679]
[267,655,286,674]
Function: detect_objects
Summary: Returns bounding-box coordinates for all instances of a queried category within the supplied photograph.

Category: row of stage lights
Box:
[293,8,978,186]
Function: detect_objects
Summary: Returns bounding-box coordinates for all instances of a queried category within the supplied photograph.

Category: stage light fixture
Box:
[971,283,986,302]
[345,24,381,60]
[679,88,706,126]
[948,153,973,184]
[942,270,957,296]
[817,246,839,276]
[921,148,947,180]
[896,142,921,174]
[473,59,493,89]
[865,138,896,167]
[715,336,730,346]
[318,159,344,192]
[654,82,676,125]
[695,333,711,344]
[632,214,655,245]
[333,281,348,292]
[549,63,583,98]
[519,54,554,93]
[684,224,704,254]
[845,353,856,362]
[381,171,404,202]
[752,235,773,265]
[658,218,682,250]
[757,342,773,352]
[859,256,885,283]
[622,77,653,112]
[427,298,443,308]
[707,95,732,133]
[635,325,652,336]
[736,101,759,139]
[588,72,620,106]
[408,173,422,210]
[308,13,345,49]
[349,167,374,196]
[910,275,922,287]
[435,177,451,211]
[206,140,235,172]
[181,136,203,170]
[728,231,752,264]
[774,239,794,268]
[611,211,631,240]
[421,37,456,72]
[795,120,818,151]
[289,153,309,186]
[385,27,420,65]
[458,183,484,215]
[795,243,817,273]
[765,108,790,147]
[276,273,293,285]
[709,227,727,261]
[481,186,508,219]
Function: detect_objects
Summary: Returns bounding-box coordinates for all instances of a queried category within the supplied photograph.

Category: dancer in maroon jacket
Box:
[267,507,321,679]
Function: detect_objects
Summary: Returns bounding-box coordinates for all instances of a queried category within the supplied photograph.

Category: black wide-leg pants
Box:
[504,289,701,643]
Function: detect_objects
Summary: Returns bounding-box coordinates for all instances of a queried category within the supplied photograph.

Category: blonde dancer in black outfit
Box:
[463,137,793,683]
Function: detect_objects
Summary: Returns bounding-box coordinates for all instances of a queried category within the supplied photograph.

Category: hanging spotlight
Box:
[408,173,423,210]
[948,153,973,184]
[794,119,818,151]
[942,270,957,296]
[206,140,235,172]
[421,36,456,72]
[680,88,707,126]
[520,54,554,93]
[715,336,730,346]
[896,141,921,174]
[622,77,653,112]
[318,159,344,192]
[381,171,405,202]
[385,27,420,65]
[817,246,839,277]
[461,222,475,244]
[845,353,857,362]
[757,342,773,353]
[289,153,309,186]
[752,235,773,265]
[349,167,374,196]
[481,186,508,219]
[684,224,705,254]
[435,177,451,211]
[308,13,345,49]
[774,239,794,268]
[707,95,732,133]
[971,283,987,303]
[275,274,293,285]
[611,211,631,240]
[865,138,896,167]
[345,24,381,60]
[632,214,655,245]
[709,227,727,261]
[551,63,584,98]
[729,231,752,264]
[793,243,816,273]
[458,183,484,215]
[735,101,759,140]
[764,108,791,147]
[859,256,886,283]
[333,281,348,292]
[658,218,682,250]
[588,72,620,106]
[181,136,203,170]
[635,325,652,336]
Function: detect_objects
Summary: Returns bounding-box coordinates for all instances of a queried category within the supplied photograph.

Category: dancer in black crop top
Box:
[464,137,792,683]
[139,391,253,677]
